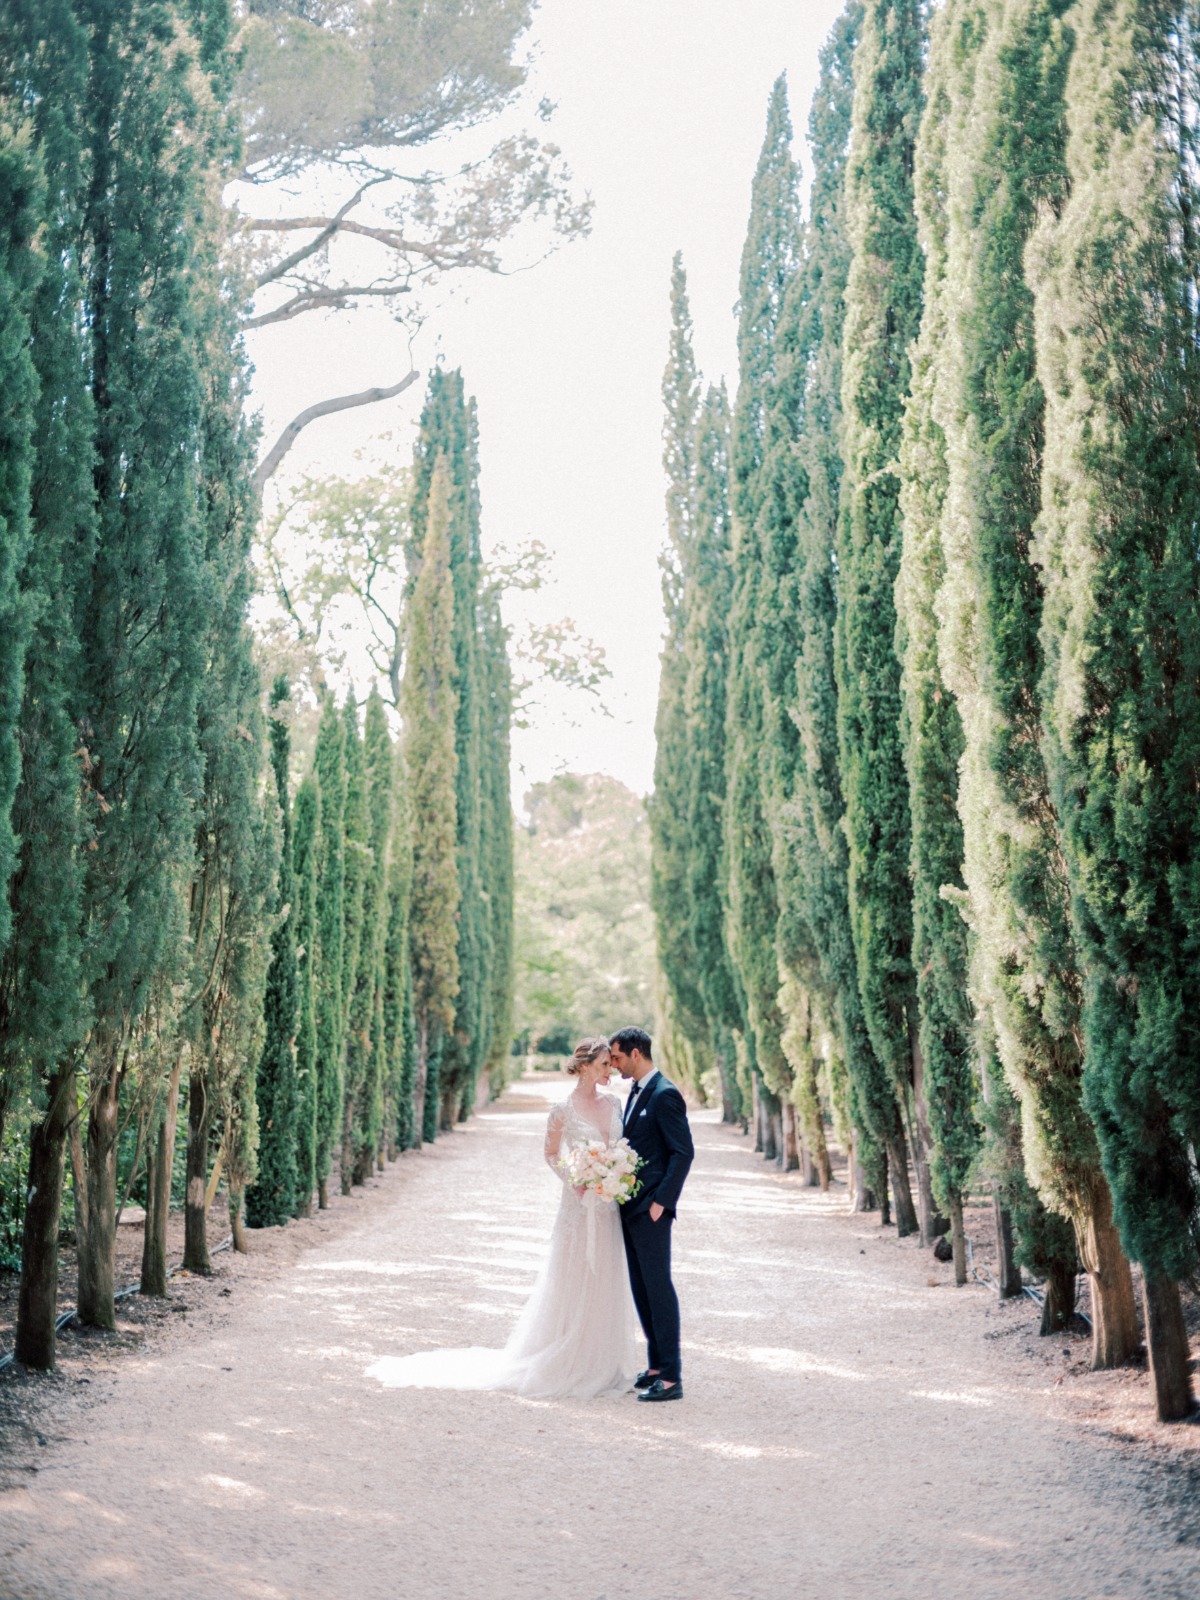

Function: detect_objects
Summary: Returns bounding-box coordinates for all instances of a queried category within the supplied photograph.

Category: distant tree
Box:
[347,687,394,1181]
[725,76,802,1158]
[835,0,928,1238]
[235,0,591,487]
[1030,0,1200,1420]
[247,679,300,1228]
[480,580,515,1096]
[402,457,461,1142]
[313,695,347,1205]
[338,693,368,1192]
[291,772,321,1213]
[382,753,416,1152]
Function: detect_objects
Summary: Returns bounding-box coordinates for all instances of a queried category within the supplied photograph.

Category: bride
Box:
[367,1037,641,1399]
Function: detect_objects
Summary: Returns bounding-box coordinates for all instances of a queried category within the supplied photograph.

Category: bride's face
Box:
[591,1052,613,1086]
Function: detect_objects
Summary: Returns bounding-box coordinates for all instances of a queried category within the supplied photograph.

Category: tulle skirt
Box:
[367,1191,642,1400]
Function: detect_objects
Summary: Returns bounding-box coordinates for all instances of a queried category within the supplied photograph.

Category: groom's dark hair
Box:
[610,1025,652,1059]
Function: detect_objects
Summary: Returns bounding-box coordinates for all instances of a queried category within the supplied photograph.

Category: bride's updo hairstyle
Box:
[566,1037,609,1076]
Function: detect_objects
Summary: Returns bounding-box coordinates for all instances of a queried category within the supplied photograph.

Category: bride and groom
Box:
[368,1026,694,1401]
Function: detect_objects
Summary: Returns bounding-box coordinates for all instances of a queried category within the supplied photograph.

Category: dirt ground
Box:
[1,1075,1198,1600]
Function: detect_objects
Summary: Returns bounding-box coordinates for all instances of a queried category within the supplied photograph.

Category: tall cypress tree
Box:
[411,371,488,1127]
[479,579,515,1094]
[895,0,983,1283]
[338,692,368,1192]
[1031,0,1200,1419]
[403,456,461,1144]
[348,686,394,1183]
[835,0,929,1238]
[291,770,320,1214]
[934,0,1138,1367]
[725,76,802,1152]
[247,678,300,1228]
[651,255,709,1060]
[75,0,237,1327]
[312,694,346,1206]
[2,0,95,1368]
[681,382,745,1123]
[382,749,415,1152]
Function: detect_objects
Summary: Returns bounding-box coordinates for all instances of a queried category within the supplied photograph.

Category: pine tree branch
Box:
[251,177,388,292]
[253,371,420,494]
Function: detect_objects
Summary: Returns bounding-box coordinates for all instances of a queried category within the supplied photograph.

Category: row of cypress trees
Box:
[0,3,514,1375]
[652,0,1200,1423]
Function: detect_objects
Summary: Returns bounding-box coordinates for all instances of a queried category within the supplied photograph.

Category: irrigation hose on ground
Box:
[0,1235,234,1374]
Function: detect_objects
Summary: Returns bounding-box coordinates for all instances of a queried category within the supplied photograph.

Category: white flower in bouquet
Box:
[559,1135,644,1205]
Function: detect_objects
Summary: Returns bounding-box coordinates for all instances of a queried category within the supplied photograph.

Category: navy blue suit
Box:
[620,1073,694,1384]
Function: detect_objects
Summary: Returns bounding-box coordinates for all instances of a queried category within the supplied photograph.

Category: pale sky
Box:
[246,0,846,804]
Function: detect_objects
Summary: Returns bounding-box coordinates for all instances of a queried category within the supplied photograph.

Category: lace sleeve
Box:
[544,1101,569,1181]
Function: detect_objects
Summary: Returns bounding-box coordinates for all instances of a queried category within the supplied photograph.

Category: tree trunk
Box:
[69,1108,88,1246]
[229,1188,248,1254]
[1142,1273,1195,1424]
[140,1050,183,1297]
[317,1174,330,1209]
[948,1194,967,1288]
[849,1128,876,1213]
[885,1131,918,1237]
[798,1134,815,1185]
[876,1140,890,1226]
[752,1079,764,1154]
[781,1101,800,1172]
[77,1060,122,1330]
[908,1029,947,1247]
[340,1114,353,1196]
[182,1069,212,1274]
[761,1094,778,1163]
[15,1064,75,1370]
[1077,1185,1139,1369]
[1040,1256,1077,1335]
[994,1194,1022,1299]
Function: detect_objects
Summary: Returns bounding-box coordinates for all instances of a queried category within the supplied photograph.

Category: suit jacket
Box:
[621,1074,694,1219]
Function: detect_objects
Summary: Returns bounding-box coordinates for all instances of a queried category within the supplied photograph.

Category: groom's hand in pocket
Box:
[649,1202,664,1222]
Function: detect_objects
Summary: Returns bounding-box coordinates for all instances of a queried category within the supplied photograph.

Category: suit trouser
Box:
[622,1209,681,1383]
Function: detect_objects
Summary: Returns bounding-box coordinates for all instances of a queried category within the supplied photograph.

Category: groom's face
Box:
[610,1043,637,1080]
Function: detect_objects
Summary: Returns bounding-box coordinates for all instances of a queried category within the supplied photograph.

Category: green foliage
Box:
[835,0,926,1116]
[338,692,369,1185]
[313,695,347,1192]
[480,580,515,1094]
[1030,0,1200,1281]
[513,774,654,1048]
[247,679,300,1228]
[403,455,461,1142]
[290,772,321,1211]
[724,76,801,1104]
[895,0,982,1218]
[382,753,416,1151]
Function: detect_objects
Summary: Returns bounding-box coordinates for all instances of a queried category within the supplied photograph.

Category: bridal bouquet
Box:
[559,1137,644,1205]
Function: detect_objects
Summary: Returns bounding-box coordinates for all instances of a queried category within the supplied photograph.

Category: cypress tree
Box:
[835,0,929,1238]
[75,0,236,1327]
[2,0,95,1368]
[479,580,515,1094]
[313,694,346,1206]
[782,2,899,1219]
[681,382,746,1123]
[894,0,984,1283]
[725,76,801,1149]
[403,456,461,1144]
[382,750,415,1153]
[247,678,300,1228]
[1030,0,1200,1419]
[651,255,710,1061]
[412,371,489,1127]
[348,686,394,1183]
[291,771,320,1213]
[338,692,368,1192]
[934,0,1138,1367]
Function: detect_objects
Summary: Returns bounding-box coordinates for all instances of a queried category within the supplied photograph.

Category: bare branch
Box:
[253,371,420,494]
[251,177,387,291]
[244,282,411,330]
[246,214,488,273]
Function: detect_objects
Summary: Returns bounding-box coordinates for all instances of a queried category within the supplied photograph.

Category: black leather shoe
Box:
[632,1369,660,1390]
[637,1379,683,1403]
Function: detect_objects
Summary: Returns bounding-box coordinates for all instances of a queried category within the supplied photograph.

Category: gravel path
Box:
[1,1075,1198,1600]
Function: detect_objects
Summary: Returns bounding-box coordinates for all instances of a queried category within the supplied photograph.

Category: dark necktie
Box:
[624,1082,645,1129]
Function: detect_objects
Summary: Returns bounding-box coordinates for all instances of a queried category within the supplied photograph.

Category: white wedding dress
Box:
[366,1090,641,1399]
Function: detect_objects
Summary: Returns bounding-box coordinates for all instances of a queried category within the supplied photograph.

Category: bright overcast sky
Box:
[247,0,846,806]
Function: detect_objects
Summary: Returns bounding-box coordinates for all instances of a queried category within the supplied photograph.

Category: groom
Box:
[610,1026,694,1402]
